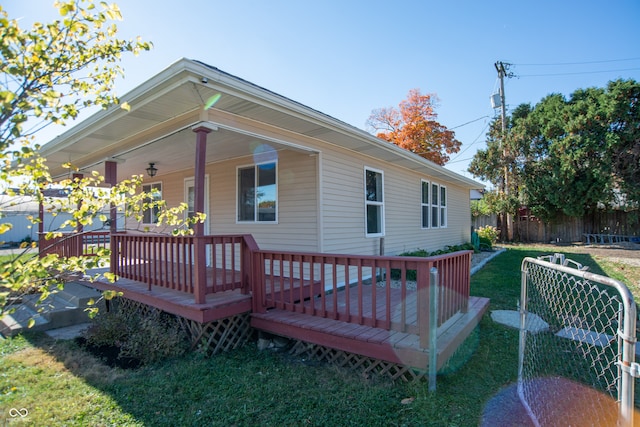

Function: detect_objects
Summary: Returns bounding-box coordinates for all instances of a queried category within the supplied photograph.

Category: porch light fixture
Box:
[146,162,158,177]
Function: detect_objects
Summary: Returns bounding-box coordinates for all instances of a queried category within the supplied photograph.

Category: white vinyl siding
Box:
[128,126,468,258]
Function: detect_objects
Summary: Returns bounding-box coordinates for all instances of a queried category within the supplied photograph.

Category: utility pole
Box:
[494,61,512,240]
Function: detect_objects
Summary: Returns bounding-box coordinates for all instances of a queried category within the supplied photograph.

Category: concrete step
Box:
[22,282,102,311]
[57,281,104,306]
[0,304,50,337]
[1,282,105,337]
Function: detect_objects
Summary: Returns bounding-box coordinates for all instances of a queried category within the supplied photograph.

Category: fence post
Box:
[429,266,439,392]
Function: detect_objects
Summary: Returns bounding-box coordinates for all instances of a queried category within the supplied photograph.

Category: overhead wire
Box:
[516,57,640,66]
[511,57,640,77]
[449,115,489,130]
[518,67,640,77]
[448,119,491,163]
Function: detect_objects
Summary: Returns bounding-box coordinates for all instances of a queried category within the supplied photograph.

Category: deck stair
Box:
[0,281,104,337]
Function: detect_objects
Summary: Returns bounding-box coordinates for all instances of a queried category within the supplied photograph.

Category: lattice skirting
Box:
[108,297,252,356]
[288,340,427,383]
[109,297,163,318]
[178,313,252,355]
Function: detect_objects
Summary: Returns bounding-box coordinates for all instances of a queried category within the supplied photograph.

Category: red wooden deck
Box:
[51,233,488,371]
[252,292,489,370]
[89,274,252,324]
[88,266,321,324]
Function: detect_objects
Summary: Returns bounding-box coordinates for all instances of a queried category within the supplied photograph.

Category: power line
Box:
[446,156,476,164]
[516,57,640,66]
[518,67,640,77]
[448,119,491,162]
[449,115,490,130]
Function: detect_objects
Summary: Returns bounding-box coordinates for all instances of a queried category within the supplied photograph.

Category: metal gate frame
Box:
[519,254,637,426]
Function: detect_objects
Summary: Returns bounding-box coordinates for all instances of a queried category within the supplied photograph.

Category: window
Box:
[237,162,277,222]
[365,167,384,236]
[431,183,439,228]
[440,185,447,228]
[421,180,430,228]
[142,182,162,224]
[426,182,447,228]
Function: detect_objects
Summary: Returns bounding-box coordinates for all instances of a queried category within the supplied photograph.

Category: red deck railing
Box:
[111,233,256,301]
[39,231,110,258]
[251,249,472,348]
[39,230,473,342]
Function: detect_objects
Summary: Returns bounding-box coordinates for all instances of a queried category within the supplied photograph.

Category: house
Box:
[0,192,114,246]
[37,58,488,379]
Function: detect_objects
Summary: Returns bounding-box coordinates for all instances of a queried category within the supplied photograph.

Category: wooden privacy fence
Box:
[110,233,256,301]
[39,231,110,258]
[252,249,472,348]
[474,209,639,243]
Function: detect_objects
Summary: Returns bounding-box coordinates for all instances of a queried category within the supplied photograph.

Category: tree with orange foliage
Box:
[367,89,461,165]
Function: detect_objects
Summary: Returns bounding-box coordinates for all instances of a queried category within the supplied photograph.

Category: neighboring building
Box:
[0,191,118,245]
[39,58,482,256]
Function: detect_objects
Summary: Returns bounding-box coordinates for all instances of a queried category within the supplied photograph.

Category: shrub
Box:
[84,302,189,366]
[479,236,493,250]
[477,226,499,244]
[391,243,475,280]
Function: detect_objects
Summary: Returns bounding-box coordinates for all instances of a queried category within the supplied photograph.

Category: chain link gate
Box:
[519,254,638,426]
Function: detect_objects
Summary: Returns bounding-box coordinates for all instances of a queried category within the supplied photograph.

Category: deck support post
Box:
[105,161,117,273]
[191,124,215,304]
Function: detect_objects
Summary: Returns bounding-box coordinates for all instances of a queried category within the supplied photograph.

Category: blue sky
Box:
[7,0,640,185]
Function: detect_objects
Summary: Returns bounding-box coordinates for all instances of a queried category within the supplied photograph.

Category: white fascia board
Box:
[40,58,197,156]
[188,60,483,189]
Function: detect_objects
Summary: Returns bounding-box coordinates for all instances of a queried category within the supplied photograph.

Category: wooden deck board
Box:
[87,276,252,323]
[252,296,490,370]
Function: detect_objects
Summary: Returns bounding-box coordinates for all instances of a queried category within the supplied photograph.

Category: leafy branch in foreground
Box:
[0,1,204,323]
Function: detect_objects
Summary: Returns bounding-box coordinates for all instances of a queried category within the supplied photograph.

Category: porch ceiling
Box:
[40,58,482,189]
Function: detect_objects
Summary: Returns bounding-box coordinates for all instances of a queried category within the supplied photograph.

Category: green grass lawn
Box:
[0,245,637,426]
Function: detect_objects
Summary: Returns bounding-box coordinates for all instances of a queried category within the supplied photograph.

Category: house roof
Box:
[40,58,482,190]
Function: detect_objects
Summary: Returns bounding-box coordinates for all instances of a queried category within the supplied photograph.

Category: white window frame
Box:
[426,182,448,229]
[236,161,278,224]
[364,167,385,237]
[440,184,447,228]
[142,182,162,225]
[421,179,430,229]
[431,182,439,228]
